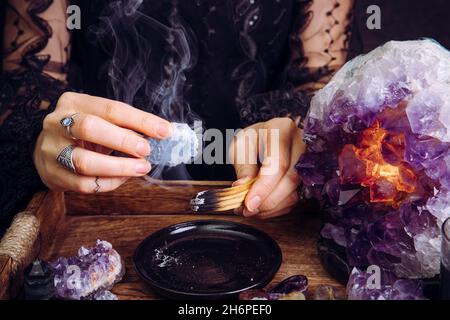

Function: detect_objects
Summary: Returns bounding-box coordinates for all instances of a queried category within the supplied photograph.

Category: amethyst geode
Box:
[296,40,450,289]
[50,240,124,300]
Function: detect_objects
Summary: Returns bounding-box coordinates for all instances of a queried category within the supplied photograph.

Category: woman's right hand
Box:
[33,92,172,193]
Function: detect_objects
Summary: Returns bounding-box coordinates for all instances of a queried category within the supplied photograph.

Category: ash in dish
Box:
[154,248,181,268]
[147,123,200,167]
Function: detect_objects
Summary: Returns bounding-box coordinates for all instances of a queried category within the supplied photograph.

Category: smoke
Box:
[89,0,201,181]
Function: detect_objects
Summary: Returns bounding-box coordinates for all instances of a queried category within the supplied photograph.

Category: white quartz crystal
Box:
[147,123,200,167]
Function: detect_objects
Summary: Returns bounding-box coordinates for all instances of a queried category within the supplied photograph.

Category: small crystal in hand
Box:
[147,123,200,167]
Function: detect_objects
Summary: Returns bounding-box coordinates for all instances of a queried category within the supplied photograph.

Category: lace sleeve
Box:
[239,0,354,126]
[0,0,70,229]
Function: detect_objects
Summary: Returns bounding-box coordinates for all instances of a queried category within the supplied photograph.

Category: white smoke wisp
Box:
[90,0,202,181]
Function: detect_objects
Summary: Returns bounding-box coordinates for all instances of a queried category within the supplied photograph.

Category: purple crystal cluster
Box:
[347,268,426,300]
[51,240,124,300]
[296,40,450,296]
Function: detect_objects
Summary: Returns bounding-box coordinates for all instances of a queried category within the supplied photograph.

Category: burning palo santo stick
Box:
[191,178,257,213]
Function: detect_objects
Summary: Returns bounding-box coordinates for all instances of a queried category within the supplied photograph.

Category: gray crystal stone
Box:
[24,260,55,300]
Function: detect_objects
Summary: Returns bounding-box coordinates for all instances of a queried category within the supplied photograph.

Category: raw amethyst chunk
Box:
[50,240,125,300]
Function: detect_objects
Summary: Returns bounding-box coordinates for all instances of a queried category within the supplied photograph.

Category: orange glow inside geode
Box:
[339,121,418,206]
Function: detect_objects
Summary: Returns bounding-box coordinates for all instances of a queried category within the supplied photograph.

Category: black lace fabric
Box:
[238,0,354,126]
[0,0,354,233]
[0,0,70,230]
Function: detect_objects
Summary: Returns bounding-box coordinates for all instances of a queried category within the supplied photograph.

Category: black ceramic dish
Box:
[134,220,282,300]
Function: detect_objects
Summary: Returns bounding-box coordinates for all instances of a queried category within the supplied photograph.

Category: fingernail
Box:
[136,141,150,157]
[157,122,172,138]
[232,177,250,187]
[247,196,262,213]
[136,161,151,174]
[243,208,259,217]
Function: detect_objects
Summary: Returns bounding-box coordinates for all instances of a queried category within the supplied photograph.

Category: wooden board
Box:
[3,178,344,300]
[42,213,342,300]
[64,179,232,215]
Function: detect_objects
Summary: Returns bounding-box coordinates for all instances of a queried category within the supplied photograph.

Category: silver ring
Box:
[94,177,101,193]
[57,145,77,174]
[60,114,78,140]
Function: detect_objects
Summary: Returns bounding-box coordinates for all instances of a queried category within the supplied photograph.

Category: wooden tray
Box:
[0,178,343,300]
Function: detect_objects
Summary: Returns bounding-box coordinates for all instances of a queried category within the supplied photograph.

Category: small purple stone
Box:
[240,275,309,301]
[270,275,308,296]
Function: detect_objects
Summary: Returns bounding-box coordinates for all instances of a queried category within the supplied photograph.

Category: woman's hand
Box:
[230,118,305,219]
[34,92,172,193]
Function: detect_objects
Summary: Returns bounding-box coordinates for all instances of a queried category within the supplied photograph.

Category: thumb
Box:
[232,163,259,187]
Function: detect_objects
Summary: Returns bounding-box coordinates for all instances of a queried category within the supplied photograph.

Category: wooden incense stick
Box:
[191,178,256,213]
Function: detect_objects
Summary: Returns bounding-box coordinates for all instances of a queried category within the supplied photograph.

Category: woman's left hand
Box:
[230,117,305,219]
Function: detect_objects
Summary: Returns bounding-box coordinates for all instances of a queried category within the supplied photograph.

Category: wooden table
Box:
[8,178,344,300]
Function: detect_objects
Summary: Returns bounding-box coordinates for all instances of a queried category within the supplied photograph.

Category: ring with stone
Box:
[60,114,78,140]
[57,145,77,174]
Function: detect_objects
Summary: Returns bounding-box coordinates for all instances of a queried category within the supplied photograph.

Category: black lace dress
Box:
[1,0,449,234]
